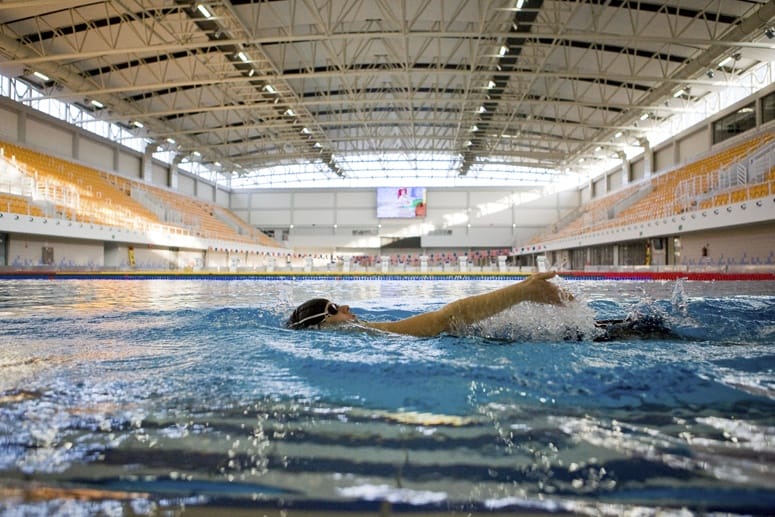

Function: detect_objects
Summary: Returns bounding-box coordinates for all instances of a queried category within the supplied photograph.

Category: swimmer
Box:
[286,271,679,341]
[285,271,570,337]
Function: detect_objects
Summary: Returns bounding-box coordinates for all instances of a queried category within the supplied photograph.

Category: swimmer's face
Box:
[320,303,356,326]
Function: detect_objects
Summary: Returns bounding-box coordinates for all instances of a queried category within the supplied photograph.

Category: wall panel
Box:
[230,192,250,209]
[293,209,335,226]
[653,143,675,172]
[26,119,72,157]
[177,174,195,196]
[295,191,335,207]
[151,163,168,187]
[118,152,142,179]
[197,182,214,201]
[215,187,229,206]
[336,208,377,225]
[429,190,467,208]
[336,190,372,207]
[677,128,708,163]
[251,210,291,226]
[251,191,292,208]
[79,138,114,171]
[0,106,19,141]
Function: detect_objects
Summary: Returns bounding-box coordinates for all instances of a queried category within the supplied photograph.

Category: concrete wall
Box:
[230,187,578,251]
[7,234,104,269]
[679,222,775,267]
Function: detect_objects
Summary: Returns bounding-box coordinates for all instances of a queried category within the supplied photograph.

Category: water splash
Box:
[671,277,689,316]
[467,300,600,342]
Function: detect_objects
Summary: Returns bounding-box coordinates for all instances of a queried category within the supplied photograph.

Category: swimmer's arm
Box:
[364,272,569,337]
[364,311,448,337]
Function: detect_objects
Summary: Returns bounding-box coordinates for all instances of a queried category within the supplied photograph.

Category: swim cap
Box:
[286,298,332,329]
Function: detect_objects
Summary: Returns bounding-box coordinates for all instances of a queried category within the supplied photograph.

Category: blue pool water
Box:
[0,277,774,515]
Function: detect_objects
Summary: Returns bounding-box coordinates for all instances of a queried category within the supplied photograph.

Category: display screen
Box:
[376,187,427,218]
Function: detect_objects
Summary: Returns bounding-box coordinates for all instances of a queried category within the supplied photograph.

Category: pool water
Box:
[0,278,774,515]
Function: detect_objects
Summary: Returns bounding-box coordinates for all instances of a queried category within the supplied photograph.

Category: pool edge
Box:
[0,270,773,281]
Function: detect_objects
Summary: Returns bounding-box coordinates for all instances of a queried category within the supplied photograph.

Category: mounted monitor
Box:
[376,187,427,218]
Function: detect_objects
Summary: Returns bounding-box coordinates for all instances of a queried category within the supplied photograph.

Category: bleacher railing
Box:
[677,138,775,212]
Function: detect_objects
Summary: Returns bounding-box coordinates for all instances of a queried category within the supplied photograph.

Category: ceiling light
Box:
[284,108,296,117]
[766,27,775,39]
[614,131,623,138]
[478,105,487,114]
[673,88,686,98]
[90,99,104,109]
[499,45,509,57]
[236,51,249,63]
[301,127,311,135]
[706,70,715,78]
[718,56,734,68]
[264,84,277,94]
[32,71,50,82]
[132,120,143,128]
[248,69,255,77]
[470,124,479,132]
[196,4,213,18]
[166,138,175,144]
[515,0,525,9]
[487,80,496,89]
[639,113,649,121]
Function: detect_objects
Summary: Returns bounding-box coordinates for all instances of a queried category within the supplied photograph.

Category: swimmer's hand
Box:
[522,271,574,305]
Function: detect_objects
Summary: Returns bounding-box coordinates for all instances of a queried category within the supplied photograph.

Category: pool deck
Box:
[1,269,774,281]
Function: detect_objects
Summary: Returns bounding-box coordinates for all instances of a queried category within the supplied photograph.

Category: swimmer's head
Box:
[286,298,353,329]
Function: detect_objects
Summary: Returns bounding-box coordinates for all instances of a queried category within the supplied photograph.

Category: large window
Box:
[712,103,756,144]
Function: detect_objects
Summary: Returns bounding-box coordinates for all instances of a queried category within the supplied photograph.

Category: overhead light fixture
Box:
[673,88,686,98]
[284,108,296,117]
[766,27,775,39]
[614,131,623,138]
[264,84,277,94]
[639,113,649,121]
[301,127,311,135]
[706,69,715,78]
[718,56,734,68]
[236,51,249,63]
[470,124,479,132]
[487,80,496,89]
[313,142,322,148]
[248,68,255,77]
[32,71,50,82]
[132,120,144,128]
[196,4,213,18]
[478,105,487,114]
[499,45,509,57]
[90,99,104,109]
[166,138,176,144]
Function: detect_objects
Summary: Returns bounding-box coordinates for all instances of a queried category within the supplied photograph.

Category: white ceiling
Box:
[1,0,774,188]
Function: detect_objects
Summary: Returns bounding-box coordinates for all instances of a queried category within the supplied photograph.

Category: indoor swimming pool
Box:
[0,276,773,515]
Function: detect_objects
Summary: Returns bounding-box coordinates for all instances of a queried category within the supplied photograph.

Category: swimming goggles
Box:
[291,302,339,328]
